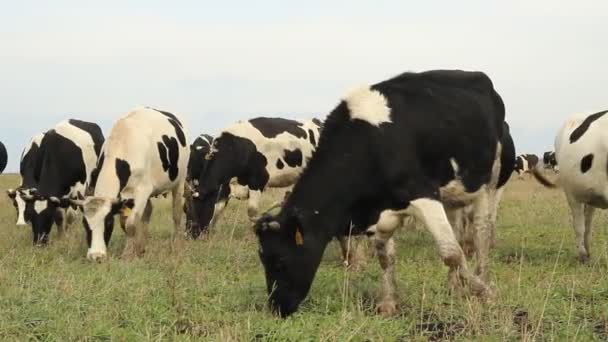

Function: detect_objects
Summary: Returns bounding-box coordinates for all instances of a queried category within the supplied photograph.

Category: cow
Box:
[183,133,231,236]
[533,109,608,263]
[188,117,322,239]
[7,133,45,226]
[254,70,507,317]
[0,141,6,174]
[8,120,104,245]
[543,151,558,171]
[70,107,189,261]
[514,154,539,178]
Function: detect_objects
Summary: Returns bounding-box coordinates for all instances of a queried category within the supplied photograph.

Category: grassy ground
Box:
[0,173,607,341]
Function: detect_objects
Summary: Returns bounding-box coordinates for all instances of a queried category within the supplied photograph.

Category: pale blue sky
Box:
[1,0,606,171]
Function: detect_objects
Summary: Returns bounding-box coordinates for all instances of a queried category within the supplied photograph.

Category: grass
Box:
[0,173,607,341]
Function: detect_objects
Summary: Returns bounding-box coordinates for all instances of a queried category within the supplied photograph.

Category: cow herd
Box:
[2,69,607,318]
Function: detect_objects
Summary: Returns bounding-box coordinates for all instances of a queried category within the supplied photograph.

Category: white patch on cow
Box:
[230,182,249,200]
[344,86,392,127]
[20,133,45,162]
[450,158,459,174]
[55,121,99,188]
[34,200,48,214]
[16,195,27,225]
[83,197,112,260]
[195,146,203,150]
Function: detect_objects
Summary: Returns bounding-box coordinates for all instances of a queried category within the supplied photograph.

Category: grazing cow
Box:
[533,109,608,263]
[71,107,189,260]
[0,141,6,174]
[188,117,322,239]
[514,154,539,177]
[254,70,506,317]
[183,133,231,235]
[9,120,104,245]
[7,133,45,226]
[543,151,558,171]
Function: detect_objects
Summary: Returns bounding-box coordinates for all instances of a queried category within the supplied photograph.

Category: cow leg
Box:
[408,198,491,299]
[488,187,505,249]
[337,235,365,270]
[566,193,589,263]
[584,205,595,261]
[471,191,491,280]
[171,185,184,239]
[209,183,231,229]
[372,236,398,316]
[54,209,65,238]
[122,193,150,259]
[247,189,262,220]
[135,200,153,256]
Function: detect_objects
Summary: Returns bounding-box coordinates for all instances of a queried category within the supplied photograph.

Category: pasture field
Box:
[1,173,608,341]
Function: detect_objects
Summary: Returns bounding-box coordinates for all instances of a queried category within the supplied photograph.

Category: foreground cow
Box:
[10,120,103,245]
[7,133,45,226]
[188,117,322,238]
[543,151,558,171]
[72,107,188,260]
[0,141,6,174]
[514,154,539,178]
[255,70,506,317]
[533,109,608,263]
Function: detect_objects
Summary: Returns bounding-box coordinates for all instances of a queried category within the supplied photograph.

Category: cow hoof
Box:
[376,299,399,317]
[578,253,590,264]
[87,251,107,262]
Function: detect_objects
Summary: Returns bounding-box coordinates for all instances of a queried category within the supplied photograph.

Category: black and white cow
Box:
[533,109,608,263]
[543,151,558,171]
[71,107,188,260]
[0,141,7,174]
[9,120,104,245]
[188,117,322,239]
[514,154,539,178]
[7,133,45,226]
[183,133,232,235]
[254,70,507,317]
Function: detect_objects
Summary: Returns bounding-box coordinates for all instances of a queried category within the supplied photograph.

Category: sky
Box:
[1,0,606,172]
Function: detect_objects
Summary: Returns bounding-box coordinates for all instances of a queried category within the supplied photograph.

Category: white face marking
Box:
[344,86,392,127]
[195,146,204,150]
[83,198,113,257]
[16,196,28,225]
[34,200,48,214]
[450,158,459,174]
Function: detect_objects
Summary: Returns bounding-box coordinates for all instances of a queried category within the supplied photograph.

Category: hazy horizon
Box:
[1,0,606,172]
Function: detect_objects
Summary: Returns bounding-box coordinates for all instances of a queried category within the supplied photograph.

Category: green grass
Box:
[1,173,607,341]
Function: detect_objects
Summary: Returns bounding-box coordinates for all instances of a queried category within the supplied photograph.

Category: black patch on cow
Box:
[249,117,307,139]
[580,154,594,173]
[570,110,608,143]
[308,129,316,146]
[115,159,131,192]
[312,118,322,127]
[152,108,183,127]
[283,149,303,167]
[150,108,186,147]
[498,121,515,188]
[88,152,105,194]
[0,141,7,174]
[168,118,187,147]
[157,135,180,181]
[68,119,105,156]
[276,159,284,169]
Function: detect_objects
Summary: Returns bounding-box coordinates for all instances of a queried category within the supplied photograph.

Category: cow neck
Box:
[94,156,123,198]
[283,154,370,241]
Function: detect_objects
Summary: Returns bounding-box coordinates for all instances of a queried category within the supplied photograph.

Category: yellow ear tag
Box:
[121,207,132,218]
[295,228,304,246]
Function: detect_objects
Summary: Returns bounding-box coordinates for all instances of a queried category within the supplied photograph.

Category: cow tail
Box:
[531,167,558,188]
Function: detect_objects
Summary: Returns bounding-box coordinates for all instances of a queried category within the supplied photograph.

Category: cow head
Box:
[77,196,134,260]
[7,188,32,227]
[254,206,326,317]
[190,133,250,237]
[514,157,523,174]
[10,188,75,245]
